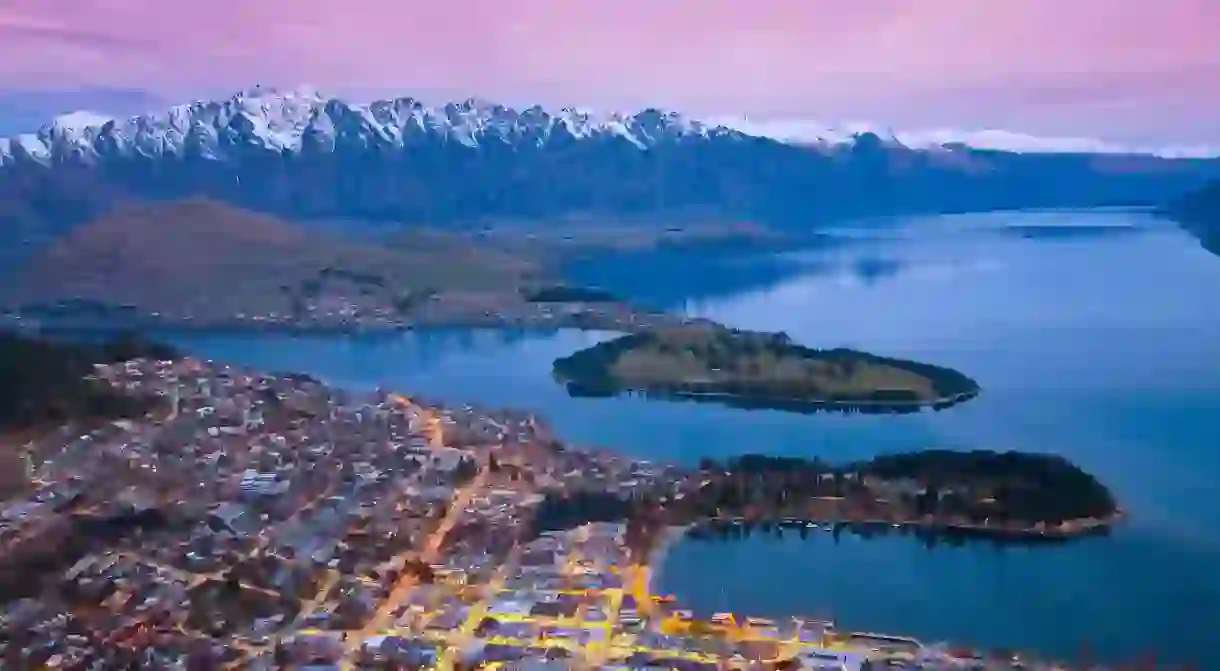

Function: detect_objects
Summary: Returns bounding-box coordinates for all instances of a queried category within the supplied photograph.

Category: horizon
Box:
[3,84,1219,159]
[1,0,1217,151]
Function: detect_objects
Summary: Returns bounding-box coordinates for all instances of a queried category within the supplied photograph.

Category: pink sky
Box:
[1,0,1217,144]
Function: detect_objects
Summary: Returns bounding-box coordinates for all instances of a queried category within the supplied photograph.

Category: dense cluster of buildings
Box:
[0,356,1109,669]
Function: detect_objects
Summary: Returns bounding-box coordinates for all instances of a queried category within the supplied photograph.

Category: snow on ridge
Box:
[0,88,744,165]
[894,127,1220,159]
[705,116,865,147]
[50,110,116,130]
[710,117,1220,159]
[4,88,1217,165]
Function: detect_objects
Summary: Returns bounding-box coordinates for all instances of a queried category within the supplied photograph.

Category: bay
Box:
[165,210,1220,665]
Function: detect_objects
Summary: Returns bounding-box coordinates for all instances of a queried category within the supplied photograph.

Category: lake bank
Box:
[601,386,980,414]
[686,511,1122,544]
[1,298,714,337]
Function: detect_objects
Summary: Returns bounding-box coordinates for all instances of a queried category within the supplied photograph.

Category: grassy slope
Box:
[2,199,542,319]
[613,329,938,398]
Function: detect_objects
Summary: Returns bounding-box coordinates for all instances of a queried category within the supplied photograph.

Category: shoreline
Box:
[666,387,979,409]
[0,307,717,338]
[643,524,692,598]
[689,510,1124,542]
[590,386,983,414]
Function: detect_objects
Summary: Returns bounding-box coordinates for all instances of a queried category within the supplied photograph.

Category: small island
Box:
[532,449,1122,545]
[552,325,980,413]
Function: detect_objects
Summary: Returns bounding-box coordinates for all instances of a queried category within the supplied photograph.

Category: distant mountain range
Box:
[2,86,1219,250]
[0,87,165,136]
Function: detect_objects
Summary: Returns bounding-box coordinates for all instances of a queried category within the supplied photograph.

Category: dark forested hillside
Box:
[0,331,177,431]
[1167,179,1220,256]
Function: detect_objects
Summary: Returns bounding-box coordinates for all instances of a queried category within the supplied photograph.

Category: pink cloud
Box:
[1,0,1216,142]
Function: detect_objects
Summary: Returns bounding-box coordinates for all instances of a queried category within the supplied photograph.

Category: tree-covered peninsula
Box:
[532,449,1121,543]
[552,326,980,412]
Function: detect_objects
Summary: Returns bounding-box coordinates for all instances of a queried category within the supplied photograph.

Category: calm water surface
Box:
[168,211,1220,665]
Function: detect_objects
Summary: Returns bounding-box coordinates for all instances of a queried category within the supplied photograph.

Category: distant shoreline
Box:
[0,307,717,338]
[643,524,692,598]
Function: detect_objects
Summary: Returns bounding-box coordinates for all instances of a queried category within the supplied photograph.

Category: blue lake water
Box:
[165,210,1220,666]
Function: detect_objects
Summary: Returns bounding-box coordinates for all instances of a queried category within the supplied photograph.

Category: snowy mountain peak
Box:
[0,89,744,166]
[50,110,115,131]
[231,84,326,103]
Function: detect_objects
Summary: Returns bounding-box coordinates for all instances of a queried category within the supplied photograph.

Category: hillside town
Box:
[0,356,1110,669]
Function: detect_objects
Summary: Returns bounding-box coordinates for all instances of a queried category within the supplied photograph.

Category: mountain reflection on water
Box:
[167,210,1220,666]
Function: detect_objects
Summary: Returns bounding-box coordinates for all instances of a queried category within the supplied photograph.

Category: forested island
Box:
[552,326,980,412]
[531,449,1121,544]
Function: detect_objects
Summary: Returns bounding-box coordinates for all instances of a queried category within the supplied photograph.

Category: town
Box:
[0,356,1102,669]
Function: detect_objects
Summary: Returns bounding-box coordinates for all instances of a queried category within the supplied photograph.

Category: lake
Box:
[165,210,1220,666]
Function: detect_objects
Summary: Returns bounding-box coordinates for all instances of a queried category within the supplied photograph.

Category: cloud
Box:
[0,0,1214,145]
[0,21,160,52]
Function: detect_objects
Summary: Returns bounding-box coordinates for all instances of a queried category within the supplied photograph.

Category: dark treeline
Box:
[520,284,620,303]
[10,298,142,317]
[530,490,642,534]
[0,331,180,431]
[529,489,664,563]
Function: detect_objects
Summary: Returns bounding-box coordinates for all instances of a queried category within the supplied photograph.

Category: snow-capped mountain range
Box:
[0,86,751,165]
[1,86,1218,236]
[4,86,1217,166]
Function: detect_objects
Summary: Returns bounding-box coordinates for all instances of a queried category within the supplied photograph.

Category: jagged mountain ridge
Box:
[1,86,1219,232]
[0,86,743,164]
